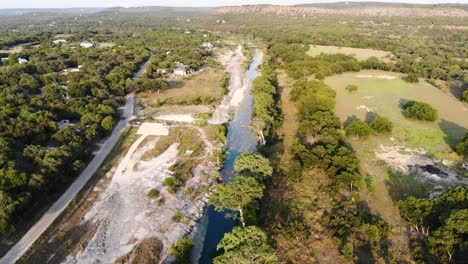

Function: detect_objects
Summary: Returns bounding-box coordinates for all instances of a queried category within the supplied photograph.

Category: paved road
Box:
[0,94,135,264]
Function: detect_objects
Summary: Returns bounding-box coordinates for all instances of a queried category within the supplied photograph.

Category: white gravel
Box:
[155,114,194,123]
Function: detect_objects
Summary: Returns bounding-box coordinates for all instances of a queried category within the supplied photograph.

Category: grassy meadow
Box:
[325,70,468,159]
[307,45,394,62]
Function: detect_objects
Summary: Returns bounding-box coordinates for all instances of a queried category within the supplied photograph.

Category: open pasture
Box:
[307,45,393,62]
[325,70,468,158]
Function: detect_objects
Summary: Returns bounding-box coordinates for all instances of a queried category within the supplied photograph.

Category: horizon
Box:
[1,0,467,9]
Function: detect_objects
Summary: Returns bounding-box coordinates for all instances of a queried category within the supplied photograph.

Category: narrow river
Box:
[199,51,263,263]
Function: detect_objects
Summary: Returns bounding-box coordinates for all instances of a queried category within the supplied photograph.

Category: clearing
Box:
[326,70,468,159]
[307,45,394,62]
[324,70,468,260]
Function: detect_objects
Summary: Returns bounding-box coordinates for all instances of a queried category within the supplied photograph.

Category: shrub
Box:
[170,237,194,264]
[345,84,358,92]
[172,212,184,222]
[163,177,182,194]
[402,100,438,121]
[147,188,160,199]
[405,73,419,83]
[345,120,373,138]
[315,72,325,80]
[455,133,468,158]
[370,116,393,134]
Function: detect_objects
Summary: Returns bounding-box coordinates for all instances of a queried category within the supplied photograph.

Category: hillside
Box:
[215,4,468,17]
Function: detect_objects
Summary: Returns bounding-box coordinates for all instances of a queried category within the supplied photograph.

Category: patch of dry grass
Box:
[307,45,393,62]
[140,67,224,107]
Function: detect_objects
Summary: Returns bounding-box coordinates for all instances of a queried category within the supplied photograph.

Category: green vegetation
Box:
[172,212,184,223]
[402,100,438,121]
[214,226,277,264]
[307,45,393,62]
[398,186,468,263]
[345,84,358,92]
[147,188,160,199]
[345,119,373,138]
[455,133,468,158]
[170,237,194,264]
[233,152,273,181]
[162,177,182,194]
[370,116,393,134]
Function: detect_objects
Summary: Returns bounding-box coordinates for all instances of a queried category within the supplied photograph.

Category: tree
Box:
[214,226,277,264]
[345,84,358,92]
[101,115,114,131]
[170,237,194,264]
[0,191,15,235]
[209,176,264,227]
[398,197,433,235]
[234,152,273,181]
[251,117,266,145]
[345,120,372,139]
[370,116,393,134]
[428,227,460,263]
[402,100,438,121]
[455,133,468,158]
[405,72,419,83]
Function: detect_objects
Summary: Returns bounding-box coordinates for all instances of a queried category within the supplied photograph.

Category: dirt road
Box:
[0,94,135,264]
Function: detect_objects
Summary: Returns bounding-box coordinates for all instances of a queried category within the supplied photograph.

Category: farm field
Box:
[326,70,468,159]
[307,45,394,62]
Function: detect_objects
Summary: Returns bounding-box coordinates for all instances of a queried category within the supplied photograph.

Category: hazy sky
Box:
[0,0,466,9]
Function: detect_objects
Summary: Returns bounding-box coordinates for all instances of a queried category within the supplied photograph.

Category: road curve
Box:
[0,94,135,264]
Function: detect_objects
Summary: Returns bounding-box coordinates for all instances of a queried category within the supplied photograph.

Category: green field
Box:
[326,70,468,159]
[307,45,394,62]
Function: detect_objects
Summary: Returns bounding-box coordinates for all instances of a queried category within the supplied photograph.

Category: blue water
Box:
[199,52,262,263]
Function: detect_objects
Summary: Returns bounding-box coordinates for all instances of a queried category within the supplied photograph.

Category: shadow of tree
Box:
[167,80,184,89]
[344,115,360,127]
[438,119,468,150]
[365,112,379,124]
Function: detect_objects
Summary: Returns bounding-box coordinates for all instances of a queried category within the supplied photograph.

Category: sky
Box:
[0,0,466,9]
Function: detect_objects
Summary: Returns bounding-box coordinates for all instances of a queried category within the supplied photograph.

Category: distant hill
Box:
[0,8,107,15]
[215,3,468,18]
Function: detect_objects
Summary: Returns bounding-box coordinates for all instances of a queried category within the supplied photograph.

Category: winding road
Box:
[0,94,135,264]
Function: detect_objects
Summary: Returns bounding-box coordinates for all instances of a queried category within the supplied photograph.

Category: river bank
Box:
[198,49,263,264]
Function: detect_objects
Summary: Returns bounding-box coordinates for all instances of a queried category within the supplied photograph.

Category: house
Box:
[53,39,67,44]
[80,42,94,48]
[201,42,214,50]
[0,58,8,63]
[18,58,28,64]
[173,64,187,76]
[57,119,71,129]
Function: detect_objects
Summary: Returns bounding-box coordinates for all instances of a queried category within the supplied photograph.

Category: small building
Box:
[0,58,8,63]
[53,39,67,44]
[18,58,28,64]
[57,119,71,129]
[80,42,94,48]
[157,68,167,74]
[173,64,187,76]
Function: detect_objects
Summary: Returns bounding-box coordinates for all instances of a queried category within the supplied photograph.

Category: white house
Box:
[18,58,28,64]
[80,42,94,48]
[173,64,187,76]
[53,39,67,44]
[57,119,71,129]
[0,58,8,63]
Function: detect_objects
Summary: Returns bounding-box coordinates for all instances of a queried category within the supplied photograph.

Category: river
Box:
[199,50,263,263]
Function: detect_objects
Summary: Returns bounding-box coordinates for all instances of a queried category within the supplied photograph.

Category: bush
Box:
[147,188,160,199]
[172,212,184,222]
[163,177,182,194]
[405,73,419,83]
[315,72,325,80]
[170,237,194,264]
[455,133,468,158]
[345,84,358,92]
[345,120,373,138]
[402,100,438,121]
[370,116,393,134]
